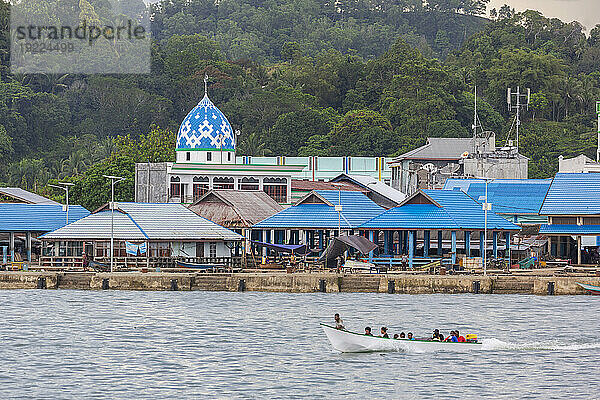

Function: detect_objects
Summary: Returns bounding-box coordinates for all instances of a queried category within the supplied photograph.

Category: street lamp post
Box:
[474,176,494,275]
[48,182,75,225]
[483,179,490,276]
[103,175,125,273]
[331,184,343,236]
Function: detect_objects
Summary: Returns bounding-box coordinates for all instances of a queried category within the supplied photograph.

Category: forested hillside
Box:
[0,0,599,209]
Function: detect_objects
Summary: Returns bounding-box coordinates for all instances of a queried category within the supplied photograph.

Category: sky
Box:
[487,0,600,31]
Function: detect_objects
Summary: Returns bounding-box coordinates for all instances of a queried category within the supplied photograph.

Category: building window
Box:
[227,152,231,162]
[193,176,210,201]
[239,177,259,190]
[263,177,287,202]
[214,176,234,190]
[95,241,127,257]
[170,176,181,197]
[57,241,83,257]
[207,152,212,161]
[209,242,217,258]
[186,152,191,161]
[583,217,600,225]
[149,242,171,257]
[553,217,577,225]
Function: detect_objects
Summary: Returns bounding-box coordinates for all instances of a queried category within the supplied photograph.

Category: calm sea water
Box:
[0,290,599,399]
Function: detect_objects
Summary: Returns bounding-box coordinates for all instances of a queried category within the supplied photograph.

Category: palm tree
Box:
[93,136,116,162]
[237,132,271,156]
[61,151,88,177]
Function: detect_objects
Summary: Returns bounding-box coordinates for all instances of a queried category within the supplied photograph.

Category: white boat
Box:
[321,324,483,353]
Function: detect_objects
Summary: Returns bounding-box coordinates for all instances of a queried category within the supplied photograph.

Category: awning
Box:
[251,240,311,255]
[319,235,378,262]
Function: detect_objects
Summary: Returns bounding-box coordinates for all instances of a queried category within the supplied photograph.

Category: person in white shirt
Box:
[334,313,345,330]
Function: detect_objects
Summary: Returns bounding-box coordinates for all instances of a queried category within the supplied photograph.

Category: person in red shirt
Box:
[456,330,466,342]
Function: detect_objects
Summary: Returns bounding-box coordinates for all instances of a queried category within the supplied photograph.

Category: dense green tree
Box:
[328,109,398,156]
[264,108,338,156]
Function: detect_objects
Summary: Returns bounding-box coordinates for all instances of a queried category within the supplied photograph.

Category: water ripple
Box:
[0,291,599,399]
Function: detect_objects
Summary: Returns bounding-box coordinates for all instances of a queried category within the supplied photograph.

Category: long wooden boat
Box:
[321,323,483,353]
[175,261,220,270]
[576,282,600,295]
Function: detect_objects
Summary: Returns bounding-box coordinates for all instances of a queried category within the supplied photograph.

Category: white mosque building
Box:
[135,78,304,204]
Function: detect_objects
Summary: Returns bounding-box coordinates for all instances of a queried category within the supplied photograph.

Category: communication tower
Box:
[506,86,530,151]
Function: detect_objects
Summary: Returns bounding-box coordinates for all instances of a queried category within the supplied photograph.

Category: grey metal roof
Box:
[392,138,476,161]
[41,202,243,241]
[0,187,60,205]
[331,174,406,204]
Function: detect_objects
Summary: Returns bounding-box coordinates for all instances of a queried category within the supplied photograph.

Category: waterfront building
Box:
[443,178,551,225]
[252,187,521,268]
[360,189,521,268]
[539,173,600,265]
[389,136,528,195]
[0,203,89,263]
[252,190,384,257]
[40,202,242,269]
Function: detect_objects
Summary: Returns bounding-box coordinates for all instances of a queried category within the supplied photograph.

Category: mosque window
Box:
[213,176,234,190]
[263,177,287,203]
[193,176,209,200]
[227,152,231,162]
[186,152,191,161]
[263,177,287,184]
[207,152,212,161]
[240,177,259,191]
[170,176,181,197]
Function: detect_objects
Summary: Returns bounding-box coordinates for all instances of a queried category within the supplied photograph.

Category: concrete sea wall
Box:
[0,272,599,295]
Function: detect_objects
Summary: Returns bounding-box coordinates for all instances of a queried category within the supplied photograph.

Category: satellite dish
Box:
[423,163,438,173]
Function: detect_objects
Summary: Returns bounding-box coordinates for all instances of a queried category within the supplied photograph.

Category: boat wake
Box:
[481,338,600,352]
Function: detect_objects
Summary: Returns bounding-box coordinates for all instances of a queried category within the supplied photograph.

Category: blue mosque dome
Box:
[176,93,235,151]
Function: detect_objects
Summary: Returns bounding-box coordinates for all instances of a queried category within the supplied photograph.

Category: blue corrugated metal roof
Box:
[361,190,520,231]
[539,173,600,216]
[0,204,89,232]
[540,224,600,235]
[253,190,384,229]
[443,178,551,215]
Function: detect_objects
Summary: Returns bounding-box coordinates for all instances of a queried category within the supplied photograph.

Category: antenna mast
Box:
[507,86,530,151]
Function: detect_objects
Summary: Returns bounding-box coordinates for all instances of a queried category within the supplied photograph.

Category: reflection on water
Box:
[0,291,598,399]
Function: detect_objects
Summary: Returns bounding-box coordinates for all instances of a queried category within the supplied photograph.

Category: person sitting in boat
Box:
[399,332,406,338]
[456,330,466,342]
[407,332,415,340]
[380,327,389,338]
[364,327,373,336]
[334,313,345,330]
[393,334,399,339]
[444,331,458,342]
[431,329,444,341]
